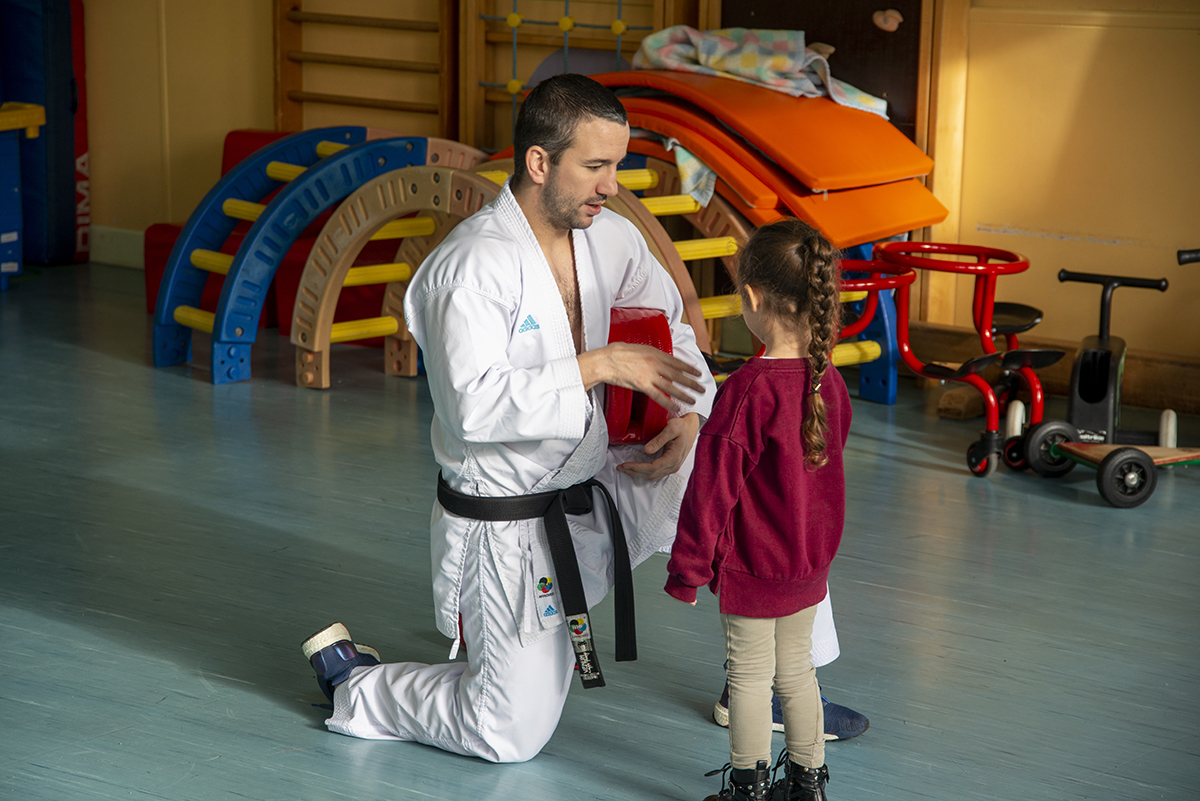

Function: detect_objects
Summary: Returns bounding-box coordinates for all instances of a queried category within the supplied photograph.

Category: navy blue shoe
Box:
[712,682,869,741]
[302,622,380,702]
[821,696,869,741]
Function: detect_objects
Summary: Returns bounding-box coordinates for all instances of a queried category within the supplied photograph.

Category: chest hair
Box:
[547,242,583,354]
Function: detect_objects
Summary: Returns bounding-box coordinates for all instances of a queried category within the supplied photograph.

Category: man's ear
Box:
[525,145,551,186]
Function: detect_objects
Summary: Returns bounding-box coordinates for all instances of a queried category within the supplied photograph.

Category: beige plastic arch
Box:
[474,159,713,354]
[640,156,754,283]
[603,186,713,353]
[424,137,492,170]
[319,132,491,171]
[290,166,501,388]
[637,156,753,352]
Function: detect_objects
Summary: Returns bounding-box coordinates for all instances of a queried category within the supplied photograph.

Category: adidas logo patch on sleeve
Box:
[518,315,540,333]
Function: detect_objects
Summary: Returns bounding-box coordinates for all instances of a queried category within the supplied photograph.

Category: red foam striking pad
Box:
[606,307,673,445]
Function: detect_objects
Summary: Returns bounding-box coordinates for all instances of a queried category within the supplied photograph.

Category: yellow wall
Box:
[954,2,1200,357]
[85,0,274,264]
[84,0,452,267]
[82,0,1199,362]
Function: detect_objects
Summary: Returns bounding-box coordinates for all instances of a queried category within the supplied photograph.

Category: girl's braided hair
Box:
[736,219,841,467]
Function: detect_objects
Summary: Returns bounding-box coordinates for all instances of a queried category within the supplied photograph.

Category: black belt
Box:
[436,473,636,689]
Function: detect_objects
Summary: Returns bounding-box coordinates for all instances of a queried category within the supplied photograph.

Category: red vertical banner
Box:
[71,0,89,262]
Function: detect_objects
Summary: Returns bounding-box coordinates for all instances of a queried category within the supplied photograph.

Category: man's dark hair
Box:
[511,73,628,189]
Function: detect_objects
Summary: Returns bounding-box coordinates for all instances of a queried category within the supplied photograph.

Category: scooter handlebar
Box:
[1057,269,1168,292]
[1180,249,1200,265]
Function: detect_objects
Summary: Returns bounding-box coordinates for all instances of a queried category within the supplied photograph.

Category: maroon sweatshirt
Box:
[665,357,851,617]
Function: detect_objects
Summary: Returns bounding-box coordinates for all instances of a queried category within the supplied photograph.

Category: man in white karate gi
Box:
[301,74,715,763]
[300,73,862,764]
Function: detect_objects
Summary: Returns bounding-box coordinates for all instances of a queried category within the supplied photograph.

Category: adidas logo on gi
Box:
[518,315,540,333]
[543,604,558,617]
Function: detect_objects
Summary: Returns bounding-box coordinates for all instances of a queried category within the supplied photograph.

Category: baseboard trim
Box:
[909,322,1200,415]
[90,225,144,269]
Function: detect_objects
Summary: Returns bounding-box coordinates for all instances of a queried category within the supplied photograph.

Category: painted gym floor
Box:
[2,263,1197,800]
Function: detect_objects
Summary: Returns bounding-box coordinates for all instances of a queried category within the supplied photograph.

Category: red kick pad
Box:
[606,308,672,445]
[594,70,933,192]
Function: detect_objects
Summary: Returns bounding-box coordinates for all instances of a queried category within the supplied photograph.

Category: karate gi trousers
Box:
[325,537,839,764]
[327,524,578,763]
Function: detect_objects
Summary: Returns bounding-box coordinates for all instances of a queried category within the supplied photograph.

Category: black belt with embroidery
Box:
[436,473,636,689]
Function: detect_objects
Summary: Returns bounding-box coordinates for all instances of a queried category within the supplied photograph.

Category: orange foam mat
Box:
[721,177,946,249]
[789,179,948,248]
[622,97,778,209]
[597,70,933,192]
[626,139,947,249]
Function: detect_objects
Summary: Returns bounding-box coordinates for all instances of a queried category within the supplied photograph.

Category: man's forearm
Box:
[576,348,611,392]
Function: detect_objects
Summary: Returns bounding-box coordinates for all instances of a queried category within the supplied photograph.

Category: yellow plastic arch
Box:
[173,305,215,333]
[831,339,883,367]
[329,316,400,344]
[640,194,702,217]
[190,249,233,275]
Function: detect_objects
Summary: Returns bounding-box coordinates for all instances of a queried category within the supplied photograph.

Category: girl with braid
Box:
[666,219,851,801]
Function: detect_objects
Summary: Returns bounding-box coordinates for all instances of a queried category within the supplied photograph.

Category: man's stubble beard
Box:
[539,167,603,231]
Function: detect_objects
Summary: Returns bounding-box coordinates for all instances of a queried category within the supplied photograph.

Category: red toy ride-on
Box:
[875,241,1064,477]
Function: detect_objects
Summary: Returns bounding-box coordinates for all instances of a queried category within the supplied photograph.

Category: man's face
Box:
[537,117,630,231]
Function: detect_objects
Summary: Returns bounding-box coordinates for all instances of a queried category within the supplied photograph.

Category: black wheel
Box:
[1024,420,1078,478]
[967,442,998,477]
[1096,447,1157,508]
[1002,436,1028,471]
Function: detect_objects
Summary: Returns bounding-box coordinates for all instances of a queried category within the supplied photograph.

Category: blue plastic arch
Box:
[155,134,429,383]
[857,289,900,405]
[154,127,369,369]
[207,137,427,383]
[843,240,900,405]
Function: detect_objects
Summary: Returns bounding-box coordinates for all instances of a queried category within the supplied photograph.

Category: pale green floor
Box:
[2,264,1198,800]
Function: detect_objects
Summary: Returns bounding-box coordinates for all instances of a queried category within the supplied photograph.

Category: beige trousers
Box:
[721,604,824,770]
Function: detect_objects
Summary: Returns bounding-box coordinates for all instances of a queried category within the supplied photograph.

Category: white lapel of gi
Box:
[494,188,576,365]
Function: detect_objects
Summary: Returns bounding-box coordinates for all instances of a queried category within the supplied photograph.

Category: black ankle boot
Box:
[702,759,773,801]
[780,761,830,801]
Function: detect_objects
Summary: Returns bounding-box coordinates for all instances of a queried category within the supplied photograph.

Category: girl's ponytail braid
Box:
[800,234,841,468]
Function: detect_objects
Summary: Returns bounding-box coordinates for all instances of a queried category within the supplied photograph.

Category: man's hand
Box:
[578,342,706,409]
[617,413,701,481]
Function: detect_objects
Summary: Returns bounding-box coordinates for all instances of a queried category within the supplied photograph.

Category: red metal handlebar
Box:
[875,241,1031,355]
[875,241,1031,276]
[837,260,915,339]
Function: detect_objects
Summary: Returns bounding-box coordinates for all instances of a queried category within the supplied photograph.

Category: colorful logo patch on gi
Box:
[543,604,558,617]
[537,576,554,594]
[569,618,588,636]
[518,314,540,333]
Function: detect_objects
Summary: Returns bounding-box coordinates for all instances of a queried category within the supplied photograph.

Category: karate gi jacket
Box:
[404,184,716,647]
